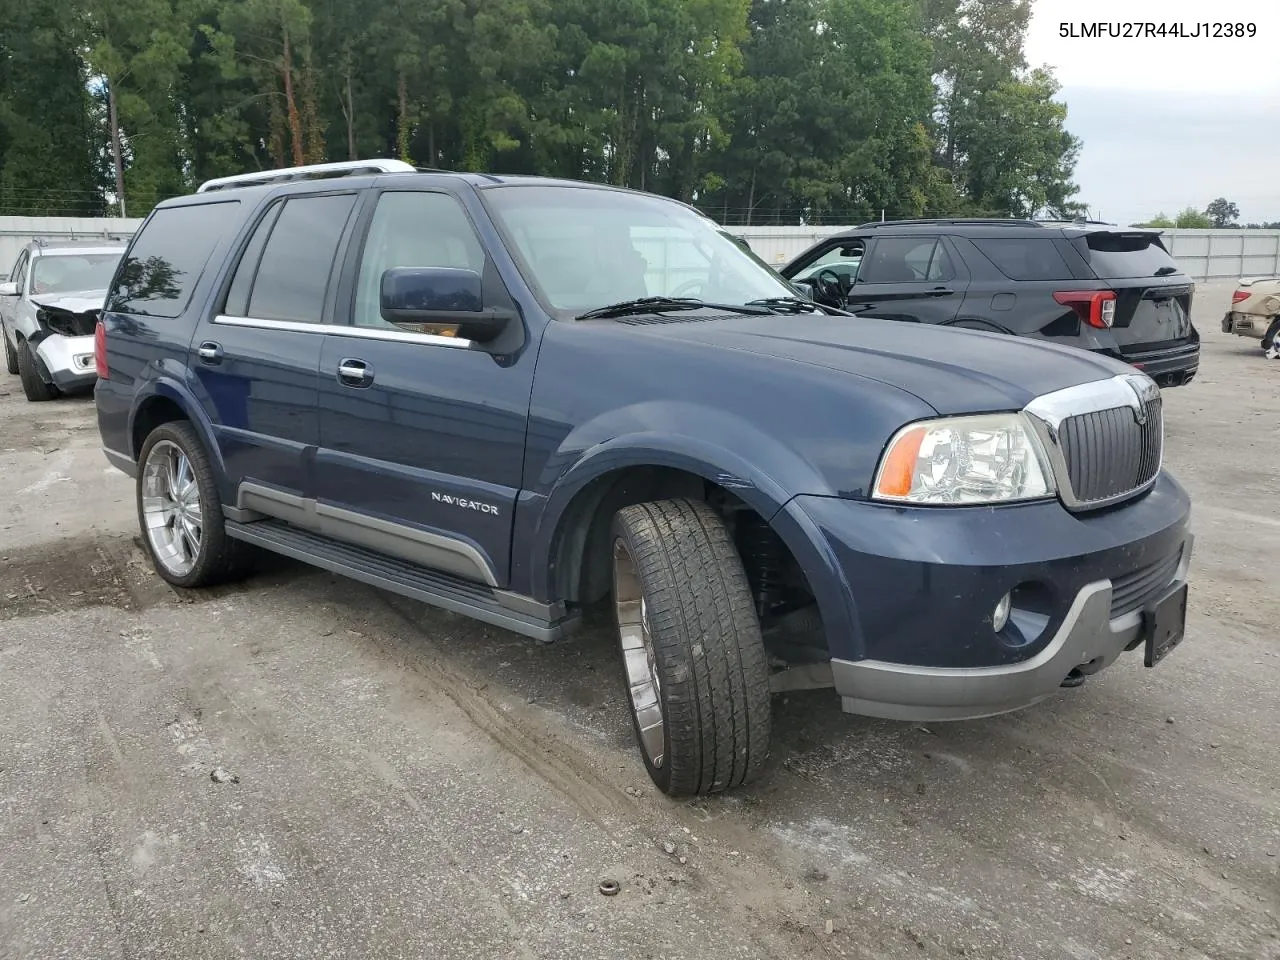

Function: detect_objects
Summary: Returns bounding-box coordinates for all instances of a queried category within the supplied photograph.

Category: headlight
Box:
[872,413,1056,505]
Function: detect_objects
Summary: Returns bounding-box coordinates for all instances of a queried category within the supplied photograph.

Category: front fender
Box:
[522,402,846,604]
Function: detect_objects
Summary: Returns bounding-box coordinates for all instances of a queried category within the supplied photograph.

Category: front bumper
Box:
[776,473,1193,721]
[831,542,1193,721]
[34,333,97,390]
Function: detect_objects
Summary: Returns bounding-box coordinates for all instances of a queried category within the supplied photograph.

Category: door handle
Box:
[197,341,223,364]
[337,358,373,386]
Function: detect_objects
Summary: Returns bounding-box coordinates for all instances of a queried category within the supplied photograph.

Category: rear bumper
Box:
[34,333,97,391]
[1116,340,1199,387]
[1222,311,1270,339]
[831,541,1193,721]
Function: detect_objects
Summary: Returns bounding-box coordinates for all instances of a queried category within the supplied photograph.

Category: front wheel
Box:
[136,421,253,588]
[611,499,772,796]
[16,339,56,401]
[3,329,17,375]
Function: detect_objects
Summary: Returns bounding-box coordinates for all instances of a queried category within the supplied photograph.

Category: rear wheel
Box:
[16,339,56,401]
[1262,318,1280,358]
[136,421,253,588]
[611,498,772,796]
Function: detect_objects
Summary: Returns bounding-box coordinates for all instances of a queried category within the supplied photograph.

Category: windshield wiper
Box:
[1153,266,1178,276]
[576,296,772,320]
[745,296,820,314]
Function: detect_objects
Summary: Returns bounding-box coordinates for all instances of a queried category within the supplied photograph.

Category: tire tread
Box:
[613,498,771,795]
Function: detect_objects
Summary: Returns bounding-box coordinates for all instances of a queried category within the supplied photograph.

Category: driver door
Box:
[312,187,534,588]
[843,235,967,325]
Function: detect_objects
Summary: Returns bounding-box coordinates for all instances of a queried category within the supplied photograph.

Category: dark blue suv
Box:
[95,160,1194,795]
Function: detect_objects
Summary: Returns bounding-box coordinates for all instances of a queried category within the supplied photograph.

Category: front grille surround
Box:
[1024,374,1164,512]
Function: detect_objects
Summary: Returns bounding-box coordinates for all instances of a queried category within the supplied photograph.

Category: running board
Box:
[225,519,579,643]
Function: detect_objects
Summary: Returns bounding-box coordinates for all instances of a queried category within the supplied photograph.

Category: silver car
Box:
[1,240,125,401]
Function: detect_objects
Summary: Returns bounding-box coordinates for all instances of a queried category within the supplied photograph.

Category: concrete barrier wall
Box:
[728,224,1280,282]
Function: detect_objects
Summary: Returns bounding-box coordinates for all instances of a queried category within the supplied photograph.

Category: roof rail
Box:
[855,218,1044,229]
[196,159,416,193]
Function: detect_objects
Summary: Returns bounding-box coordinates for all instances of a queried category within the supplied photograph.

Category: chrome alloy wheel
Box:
[613,538,664,768]
[140,439,202,577]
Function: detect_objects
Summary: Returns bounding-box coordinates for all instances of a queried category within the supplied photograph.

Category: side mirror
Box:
[0,282,18,297]
[379,267,513,343]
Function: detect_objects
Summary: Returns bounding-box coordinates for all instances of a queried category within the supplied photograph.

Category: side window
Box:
[972,238,1074,281]
[240,193,357,323]
[109,201,241,317]
[794,241,864,282]
[223,202,284,317]
[352,191,486,332]
[860,237,951,284]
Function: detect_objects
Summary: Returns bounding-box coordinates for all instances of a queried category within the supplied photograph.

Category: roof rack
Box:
[196,159,416,193]
[855,218,1044,229]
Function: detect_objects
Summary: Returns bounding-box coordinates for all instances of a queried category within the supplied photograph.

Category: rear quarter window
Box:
[971,238,1075,281]
[1073,233,1181,279]
[108,200,241,317]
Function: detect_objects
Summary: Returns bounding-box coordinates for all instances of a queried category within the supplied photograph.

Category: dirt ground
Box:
[1,282,1277,960]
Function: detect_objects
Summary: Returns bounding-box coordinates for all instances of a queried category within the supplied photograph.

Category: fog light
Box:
[992,593,1012,633]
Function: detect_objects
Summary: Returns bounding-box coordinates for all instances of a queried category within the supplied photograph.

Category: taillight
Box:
[94,320,109,379]
[1231,289,1250,305]
[1053,290,1117,329]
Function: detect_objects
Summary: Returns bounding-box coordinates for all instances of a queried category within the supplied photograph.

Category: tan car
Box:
[1221,276,1280,352]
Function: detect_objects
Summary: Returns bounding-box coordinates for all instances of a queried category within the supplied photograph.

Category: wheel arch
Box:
[529,438,858,656]
[128,380,230,501]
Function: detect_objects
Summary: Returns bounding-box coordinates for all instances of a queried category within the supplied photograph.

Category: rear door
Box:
[1067,231,1195,352]
[844,235,967,324]
[192,190,359,510]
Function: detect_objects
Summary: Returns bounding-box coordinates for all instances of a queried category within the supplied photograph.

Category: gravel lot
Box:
[1,282,1277,960]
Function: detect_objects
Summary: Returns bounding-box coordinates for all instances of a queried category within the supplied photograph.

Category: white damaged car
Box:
[1,241,125,401]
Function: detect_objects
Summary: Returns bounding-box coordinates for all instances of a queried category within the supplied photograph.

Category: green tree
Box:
[0,0,103,216]
[1205,197,1239,228]
[1136,213,1175,228]
[1174,206,1212,228]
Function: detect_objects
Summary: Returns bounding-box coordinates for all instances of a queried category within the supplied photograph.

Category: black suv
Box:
[782,219,1200,387]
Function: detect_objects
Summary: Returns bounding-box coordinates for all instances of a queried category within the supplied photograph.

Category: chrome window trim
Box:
[1022,373,1164,512]
[212,313,473,349]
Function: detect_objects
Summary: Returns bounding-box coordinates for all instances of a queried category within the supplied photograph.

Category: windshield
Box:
[31,253,122,296]
[482,186,797,317]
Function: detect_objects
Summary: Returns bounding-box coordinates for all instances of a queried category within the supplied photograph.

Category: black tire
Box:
[610,498,771,796]
[3,329,17,375]
[16,338,56,401]
[136,420,254,588]
[1261,318,1279,353]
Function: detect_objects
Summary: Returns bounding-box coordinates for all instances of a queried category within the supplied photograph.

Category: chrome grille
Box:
[1110,546,1182,619]
[1058,396,1163,504]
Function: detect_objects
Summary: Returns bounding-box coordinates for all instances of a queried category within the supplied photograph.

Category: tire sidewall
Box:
[3,328,17,375]
[136,421,227,588]
[609,520,675,795]
[1262,318,1280,352]
[16,339,55,401]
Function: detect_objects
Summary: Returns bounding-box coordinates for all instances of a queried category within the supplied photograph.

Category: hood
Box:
[30,290,107,314]
[641,314,1133,415]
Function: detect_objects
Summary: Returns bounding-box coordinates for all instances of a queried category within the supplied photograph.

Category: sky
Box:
[1023,0,1280,224]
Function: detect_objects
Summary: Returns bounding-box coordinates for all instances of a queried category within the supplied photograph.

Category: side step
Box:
[225,519,579,642]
